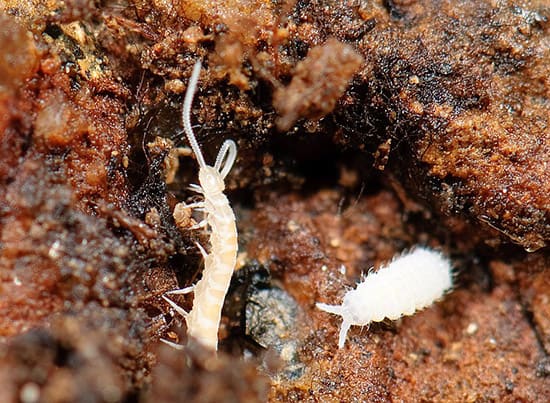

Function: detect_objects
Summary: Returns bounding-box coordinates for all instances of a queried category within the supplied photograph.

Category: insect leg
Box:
[160,338,185,350]
[183,201,205,209]
[188,184,204,193]
[166,285,195,295]
[189,220,207,230]
[195,241,208,259]
[163,294,189,318]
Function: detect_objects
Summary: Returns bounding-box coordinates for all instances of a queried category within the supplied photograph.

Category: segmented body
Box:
[185,180,237,350]
[316,247,453,348]
[163,61,238,351]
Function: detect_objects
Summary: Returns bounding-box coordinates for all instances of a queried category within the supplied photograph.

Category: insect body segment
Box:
[316,247,453,349]
[163,60,238,351]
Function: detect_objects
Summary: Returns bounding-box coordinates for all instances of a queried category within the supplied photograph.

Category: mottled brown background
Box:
[0,0,548,401]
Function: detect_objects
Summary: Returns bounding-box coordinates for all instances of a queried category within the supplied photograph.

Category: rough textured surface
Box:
[146,343,269,403]
[245,190,549,401]
[0,0,548,401]
[273,38,364,131]
[0,307,150,403]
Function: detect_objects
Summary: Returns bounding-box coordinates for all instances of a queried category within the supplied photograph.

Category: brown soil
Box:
[0,0,548,401]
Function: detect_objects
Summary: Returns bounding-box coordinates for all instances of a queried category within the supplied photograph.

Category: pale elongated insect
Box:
[163,60,238,351]
[316,247,453,348]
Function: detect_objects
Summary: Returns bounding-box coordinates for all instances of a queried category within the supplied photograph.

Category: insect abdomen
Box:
[184,196,237,350]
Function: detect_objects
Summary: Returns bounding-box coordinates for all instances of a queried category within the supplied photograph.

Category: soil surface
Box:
[0,0,548,402]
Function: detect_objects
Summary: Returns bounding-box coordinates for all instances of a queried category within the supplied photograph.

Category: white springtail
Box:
[163,61,238,351]
[316,247,453,348]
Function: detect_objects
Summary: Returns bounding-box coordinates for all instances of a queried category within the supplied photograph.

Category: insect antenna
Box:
[182,60,207,169]
[315,302,345,317]
[214,139,237,178]
[338,320,352,349]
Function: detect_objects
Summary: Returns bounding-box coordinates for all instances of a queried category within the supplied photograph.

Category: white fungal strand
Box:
[163,60,238,351]
[316,247,453,348]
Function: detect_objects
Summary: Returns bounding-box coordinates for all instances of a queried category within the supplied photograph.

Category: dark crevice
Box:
[514,282,549,357]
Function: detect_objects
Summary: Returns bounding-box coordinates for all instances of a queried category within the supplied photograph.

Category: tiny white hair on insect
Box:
[163,60,238,352]
[316,246,453,348]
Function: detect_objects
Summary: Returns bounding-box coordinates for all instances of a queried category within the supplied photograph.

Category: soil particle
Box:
[273,38,364,131]
[0,0,549,401]
[146,343,269,403]
[0,306,150,403]
[0,164,135,336]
